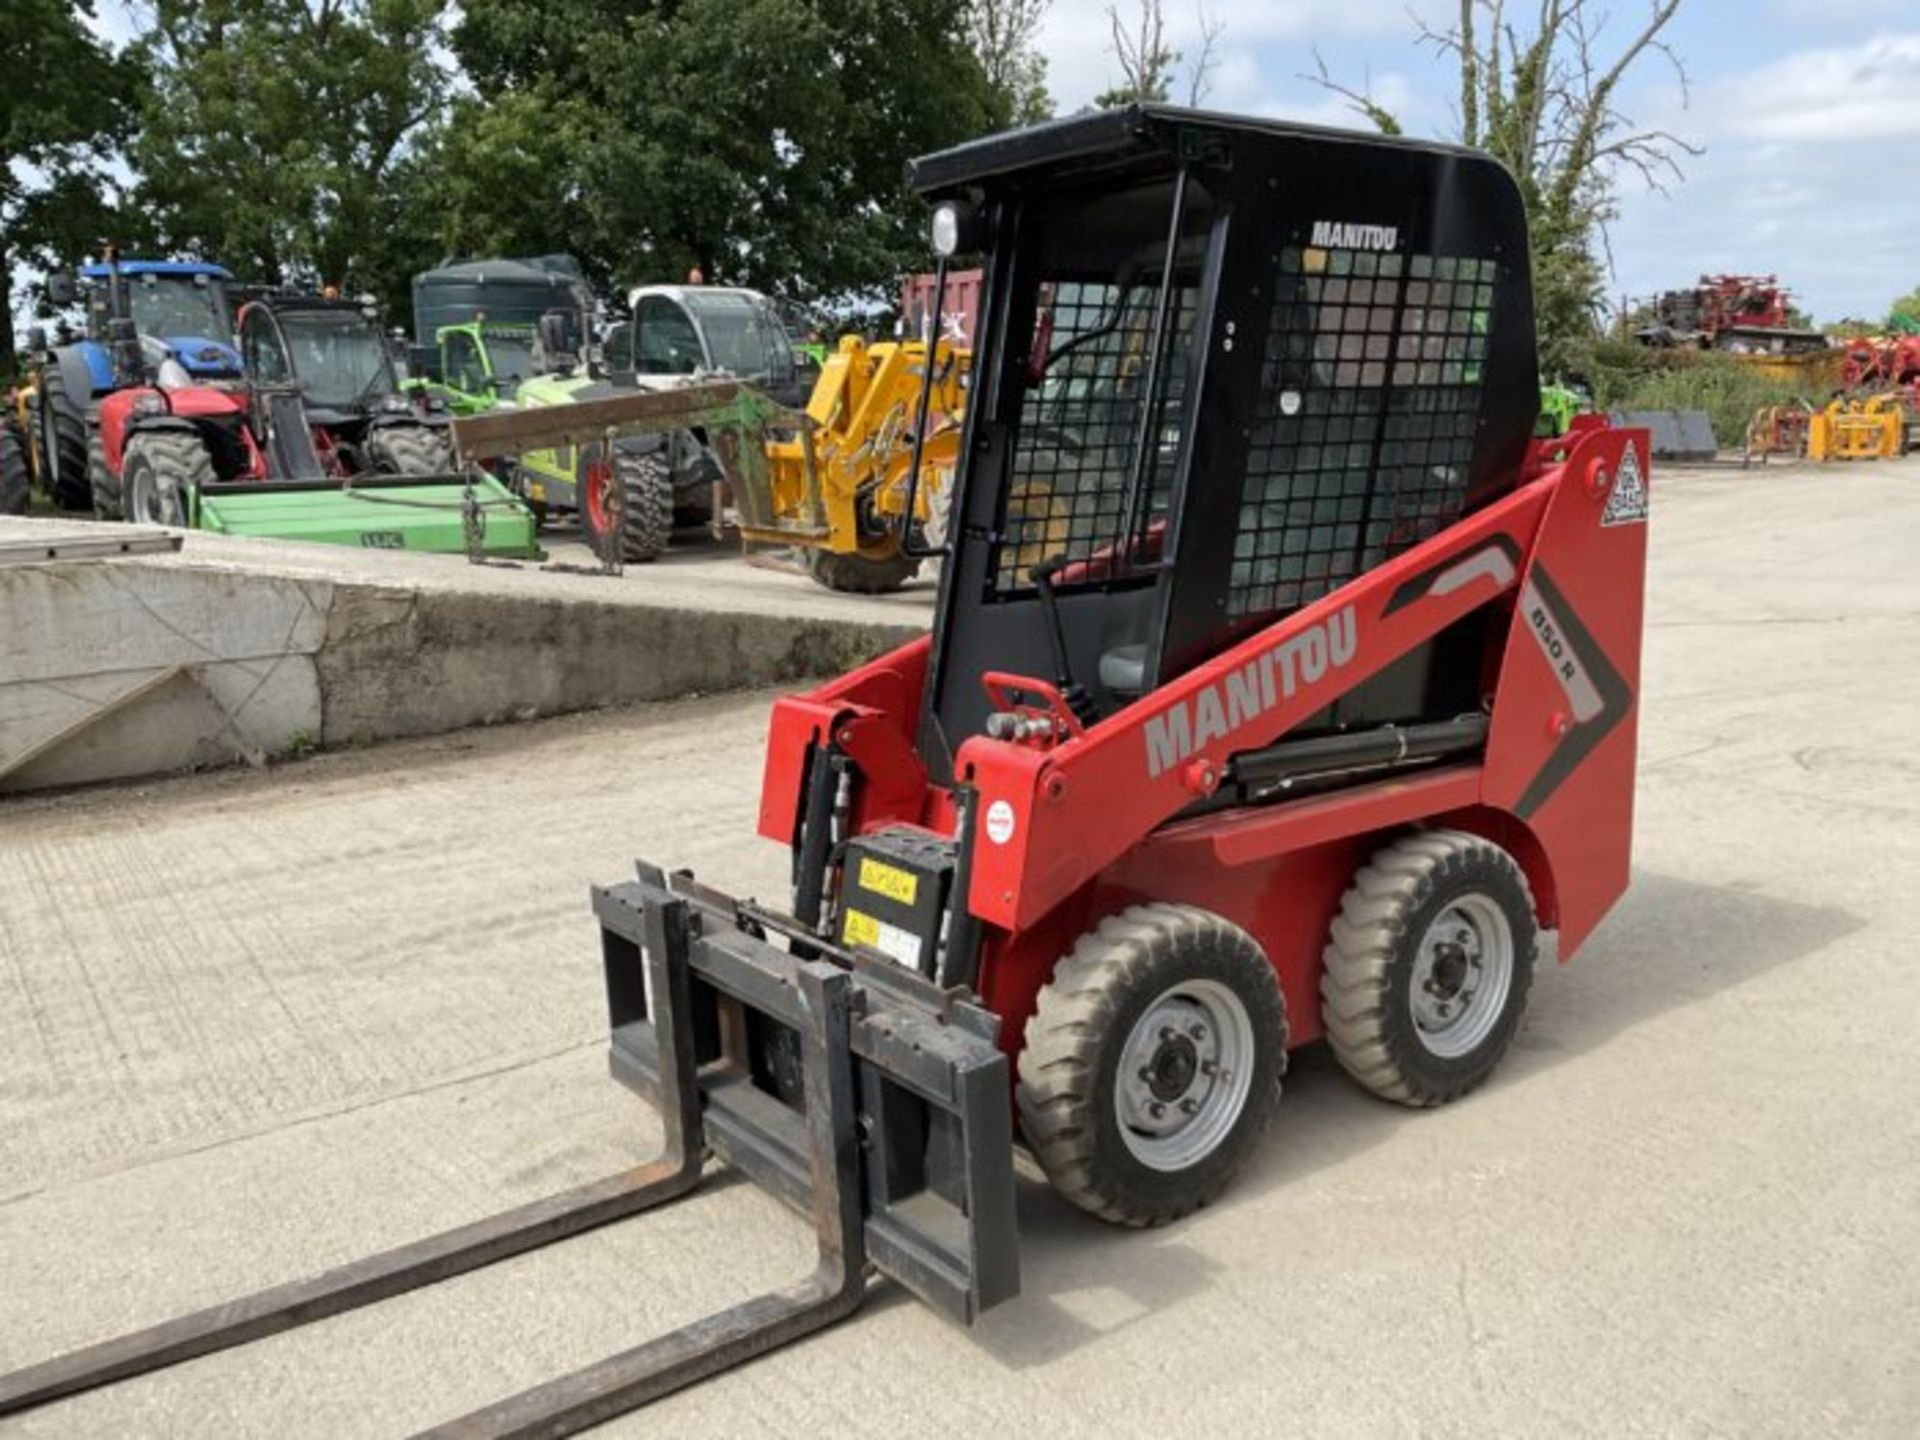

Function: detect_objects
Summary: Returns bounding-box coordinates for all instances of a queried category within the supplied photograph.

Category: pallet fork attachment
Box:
[0,868,1019,1434]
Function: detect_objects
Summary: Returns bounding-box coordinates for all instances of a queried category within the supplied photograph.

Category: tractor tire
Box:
[615,448,674,562]
[121,430,216,528]
[1320,830,1538,1108]
[38,365,92,511]
[367,423,453,476]
[805,545,920,594]
[88,431,119,520]
[0,420,29,515]
[1017,903,1287,1227]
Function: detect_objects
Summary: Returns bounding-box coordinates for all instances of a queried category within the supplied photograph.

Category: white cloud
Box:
[1701,31,1920,141]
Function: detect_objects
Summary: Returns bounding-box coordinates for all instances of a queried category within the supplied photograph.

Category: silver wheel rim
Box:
[128,460,186,527]
[1115,978,1256,1172]
[1409,893,1514,1059]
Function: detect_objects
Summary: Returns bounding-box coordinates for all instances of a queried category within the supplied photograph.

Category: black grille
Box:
[990,281,1194,596]
[1228,248,1497,621]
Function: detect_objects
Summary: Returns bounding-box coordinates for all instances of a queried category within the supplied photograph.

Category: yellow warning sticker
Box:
[842,909,881,947]
[857,858,918,906]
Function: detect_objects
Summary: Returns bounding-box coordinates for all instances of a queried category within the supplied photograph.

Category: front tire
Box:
[122,431,216,528]
[366,422,453,476]
[1018,903,1287,1227]
[804,545,919,594]
[1320,830,1538,1107]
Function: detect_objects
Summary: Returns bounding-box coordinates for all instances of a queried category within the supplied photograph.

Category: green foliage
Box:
[441,0,998,305]
[1571,338,1812,448]
[128,0,449,318]
[0,0,142,373]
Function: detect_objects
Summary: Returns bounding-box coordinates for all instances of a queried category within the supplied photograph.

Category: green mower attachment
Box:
[191,471,541,559]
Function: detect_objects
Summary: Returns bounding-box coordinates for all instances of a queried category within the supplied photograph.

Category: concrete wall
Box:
[0,519,924,793]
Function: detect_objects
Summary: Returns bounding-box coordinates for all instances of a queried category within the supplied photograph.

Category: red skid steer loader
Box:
[0,105,1648,1434]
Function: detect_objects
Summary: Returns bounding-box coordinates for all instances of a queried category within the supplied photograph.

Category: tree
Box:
[443,0,999,307]
[1887,286,1920,330]
[1314,0,1697,375]
[1183,4,1224,107]
[0,0,141,376]
[967,0,1054,125]
[128,0,449,318]
[1097,0,1177,107]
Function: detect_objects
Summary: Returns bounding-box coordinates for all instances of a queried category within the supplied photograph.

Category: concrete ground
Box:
[2,457,1915,1436]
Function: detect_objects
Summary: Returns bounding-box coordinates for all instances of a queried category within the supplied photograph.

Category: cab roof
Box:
[79,260,233,280]
[908,102,1498,196]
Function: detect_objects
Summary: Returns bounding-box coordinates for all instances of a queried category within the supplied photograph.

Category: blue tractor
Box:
[27,258,244,511]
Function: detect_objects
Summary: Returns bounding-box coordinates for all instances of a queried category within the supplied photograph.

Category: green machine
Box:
[191,472,538,556]
[1536,380,1589,439]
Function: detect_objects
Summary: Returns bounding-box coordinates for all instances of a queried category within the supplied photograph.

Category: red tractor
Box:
[2,105,1649,1433]
[91,284,455,527]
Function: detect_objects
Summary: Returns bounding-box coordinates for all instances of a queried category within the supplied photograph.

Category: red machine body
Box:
[96,384,266,481]
[760,416,1647,1060]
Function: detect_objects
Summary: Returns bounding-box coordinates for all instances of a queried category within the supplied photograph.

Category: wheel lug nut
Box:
[1189,1023,1207,1041]
[1179,1099,1199,1115]
[1149,1101,1165,1118]
[1159,1026,1175,1042]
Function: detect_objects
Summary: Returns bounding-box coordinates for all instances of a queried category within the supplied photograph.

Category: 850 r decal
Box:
[1515,567,1631,817]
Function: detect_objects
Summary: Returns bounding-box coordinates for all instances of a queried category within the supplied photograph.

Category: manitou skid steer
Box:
[0,105,1649,1434]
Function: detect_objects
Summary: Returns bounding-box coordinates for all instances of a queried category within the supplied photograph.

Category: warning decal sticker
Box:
[1602,444,1649,527]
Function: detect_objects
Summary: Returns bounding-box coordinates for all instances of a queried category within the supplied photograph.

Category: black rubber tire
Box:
[614,448,673,562]
[120,430,216,527]
[87,430,118,520]
[0,420,29,515]
[366,422,453,476]
[1321,830,1538,1108]
[805,545,920,594]
[1017,903,1287,1227]
[38,365,92,510]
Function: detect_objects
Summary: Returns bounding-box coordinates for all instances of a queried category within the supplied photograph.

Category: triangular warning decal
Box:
[1602,444,1648,527]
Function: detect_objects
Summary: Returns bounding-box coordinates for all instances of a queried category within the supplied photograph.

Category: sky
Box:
[1037,0,1920,322]
[47,0,1920,326]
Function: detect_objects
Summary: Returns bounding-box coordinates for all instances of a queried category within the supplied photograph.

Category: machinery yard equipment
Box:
[0,105,1649,1434]
[26,257,244,511]
[237,290,455,478]
[66,258,535,557]
[762,332,967,592]
[1808,393,1908,462]
[1745,401,1812,465]
[1635,273,1827,354]
[494,284,811,561]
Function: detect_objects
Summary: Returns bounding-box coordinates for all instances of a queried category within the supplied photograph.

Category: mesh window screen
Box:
[1229,248,1498,621]
[989,281,1196,595]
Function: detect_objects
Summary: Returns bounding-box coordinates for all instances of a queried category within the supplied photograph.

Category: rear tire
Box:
[366,423,453,476]
[122,431,216,528]
[38,365,92,510]
[1320,830,1538,1107]
[0,420,29,515]
[804,545,919,594]
[1018,903,1287,1227]
[615,448,673,562]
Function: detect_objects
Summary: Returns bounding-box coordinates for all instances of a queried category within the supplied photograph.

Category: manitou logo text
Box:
[1145,606,1360,779]
[1310,220,1399,251]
